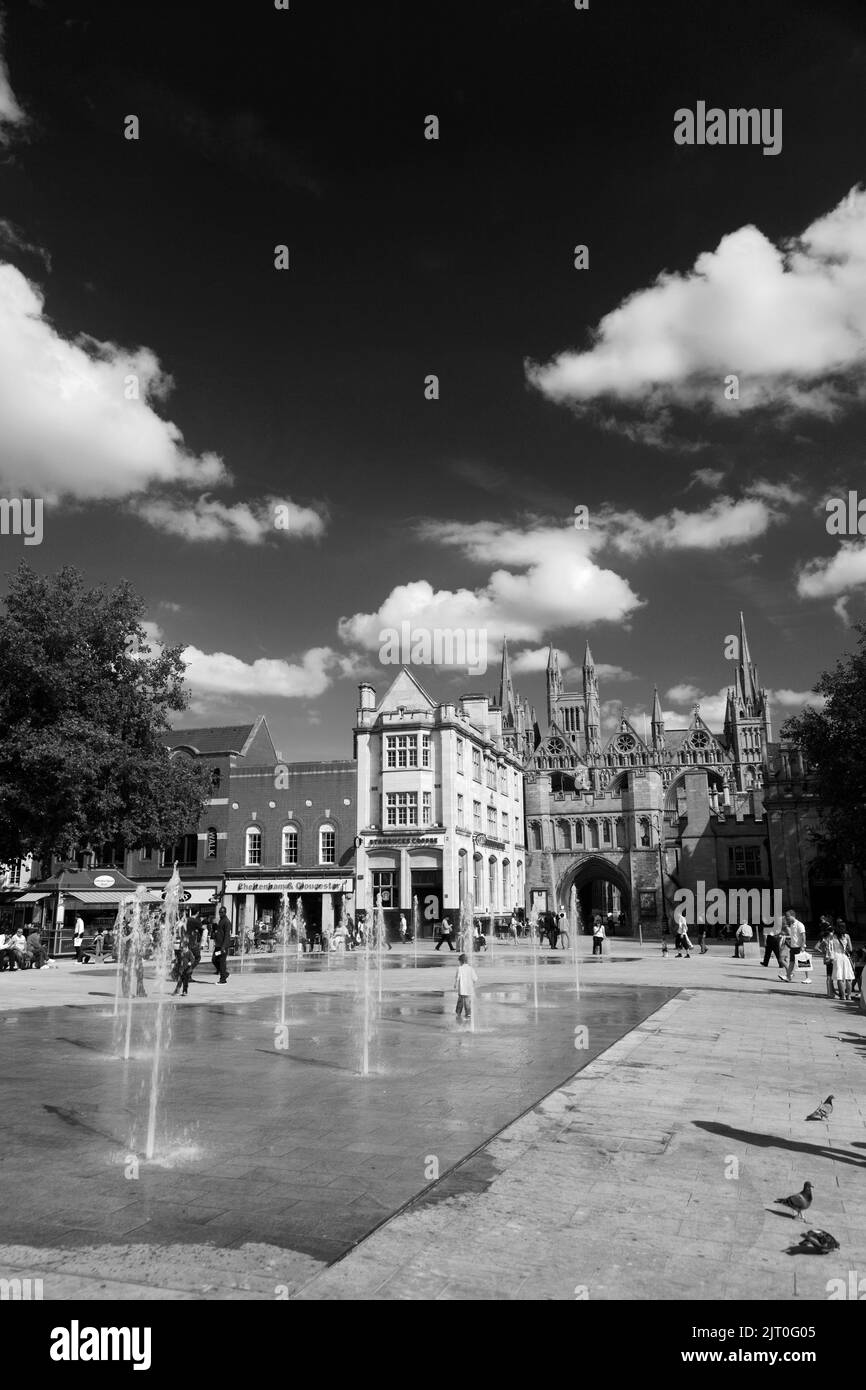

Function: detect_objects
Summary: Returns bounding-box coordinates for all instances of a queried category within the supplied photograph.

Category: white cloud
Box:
[662,682,825,731]
[771,688,826,710]
[665,683,702,703]
[139,621,337,700]
[594,663,637,681]
[686,468,725,490]
[0,18,25,144]
[796,541,866,605]
[135,494,327,544]
[338,519,644,656]
[0,264,227,500]
[511,646,572,675]
[181,644,336,699]
[0,219,50,270]
[527,186,866,438]
[598,481,801,554]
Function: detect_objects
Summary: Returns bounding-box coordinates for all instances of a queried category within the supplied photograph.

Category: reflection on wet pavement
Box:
[0,976,674,1266]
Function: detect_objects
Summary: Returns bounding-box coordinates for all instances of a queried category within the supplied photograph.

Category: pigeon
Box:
[799,1229,839,1254]
[805,1095,834,1121]
[775,1182,813,1220]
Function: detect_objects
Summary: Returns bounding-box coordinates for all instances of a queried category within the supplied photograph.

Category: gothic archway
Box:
[560,856,632,935]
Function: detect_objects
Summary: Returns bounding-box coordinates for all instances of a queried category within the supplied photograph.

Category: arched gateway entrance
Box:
[561,857,632,935]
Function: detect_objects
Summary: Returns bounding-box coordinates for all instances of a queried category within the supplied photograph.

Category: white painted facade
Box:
[354,669,526,932]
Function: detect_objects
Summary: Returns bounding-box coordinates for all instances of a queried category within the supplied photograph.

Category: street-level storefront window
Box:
[371,869,397,907]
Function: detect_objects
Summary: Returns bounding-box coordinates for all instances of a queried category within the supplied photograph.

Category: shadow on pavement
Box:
[694,1120,866,1168]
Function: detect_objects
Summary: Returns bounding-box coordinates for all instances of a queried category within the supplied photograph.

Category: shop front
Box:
[32,867,156,955]
[358,833,445,939]
[223,874,355,942]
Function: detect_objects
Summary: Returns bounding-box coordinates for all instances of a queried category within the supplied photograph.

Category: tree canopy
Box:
[782,623,866,879]
[0,563,210,869]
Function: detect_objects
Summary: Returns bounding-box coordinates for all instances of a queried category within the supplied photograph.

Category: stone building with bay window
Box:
[353,666,527,937]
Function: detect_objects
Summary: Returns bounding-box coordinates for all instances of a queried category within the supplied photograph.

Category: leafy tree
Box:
[782,623,866,879]
[0,563,210,869]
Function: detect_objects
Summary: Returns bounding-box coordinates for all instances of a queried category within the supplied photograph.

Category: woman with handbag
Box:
[832,921,855,1001]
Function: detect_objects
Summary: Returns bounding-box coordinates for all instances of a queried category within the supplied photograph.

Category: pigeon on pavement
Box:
[775,1182,813,1220]
[799,1229,839,1254]
[805,1095,834,1121]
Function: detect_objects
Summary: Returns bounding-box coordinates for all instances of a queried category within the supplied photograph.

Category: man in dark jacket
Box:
[212,908,231,983]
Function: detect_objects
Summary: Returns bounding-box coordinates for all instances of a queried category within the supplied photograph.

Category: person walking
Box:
[780,908,807,982]
[592,914,606,956]
[212,907,231,984]
[435,917,455,951]
[454,952,477,1023]
[832,922,855,1001]
[672,905,692,958]
[557,908,568,949]
[73,915,85,962]
[697,917,708,954]
[816,922,837,998]
[399,913,408,944]
[762,916,784,968]
[547,913,559,950]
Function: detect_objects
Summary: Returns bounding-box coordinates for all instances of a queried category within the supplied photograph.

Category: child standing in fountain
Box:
[454,952,478,1023]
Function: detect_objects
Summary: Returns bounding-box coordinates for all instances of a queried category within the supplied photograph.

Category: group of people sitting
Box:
[0,926,46,970]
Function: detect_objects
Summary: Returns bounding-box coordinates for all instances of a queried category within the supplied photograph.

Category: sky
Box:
[1,0,865,759]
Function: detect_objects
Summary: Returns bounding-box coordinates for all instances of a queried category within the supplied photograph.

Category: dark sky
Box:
[1,0,865,756]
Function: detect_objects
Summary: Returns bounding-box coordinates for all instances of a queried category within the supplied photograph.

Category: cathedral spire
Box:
[738,611,759,711]
[545,643,562,728]
[583,639,600,755]
[651,685,665,750]
[499,637,516,725]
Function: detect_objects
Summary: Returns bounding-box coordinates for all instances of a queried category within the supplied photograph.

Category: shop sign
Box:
[93,875,116,888]
[224,878,352,894]
[366,836,443,848]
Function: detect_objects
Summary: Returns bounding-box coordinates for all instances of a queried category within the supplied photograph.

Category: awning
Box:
[65,891,131,905]
[11,891,50,903]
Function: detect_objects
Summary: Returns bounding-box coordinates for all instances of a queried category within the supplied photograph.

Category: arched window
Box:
[282,825,299,865]
[488,857,497,909]
[616,818,627,849]
[319,823,336,864]
[205,828,218,860]
[574,821,583,846]
[557,819,571,851]
[588,818,599,850]
[502,859,510,910]
[639,817,651,848]
[473,853,483,903]
[458,849,467,904]
[531,822,542,851]
[210,767,222,794]
[245,826,262,866]
[602,819,612,845]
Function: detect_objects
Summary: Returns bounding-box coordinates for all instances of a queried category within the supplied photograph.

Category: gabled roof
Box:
[163,723,256,755]
[376,666,437,714]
